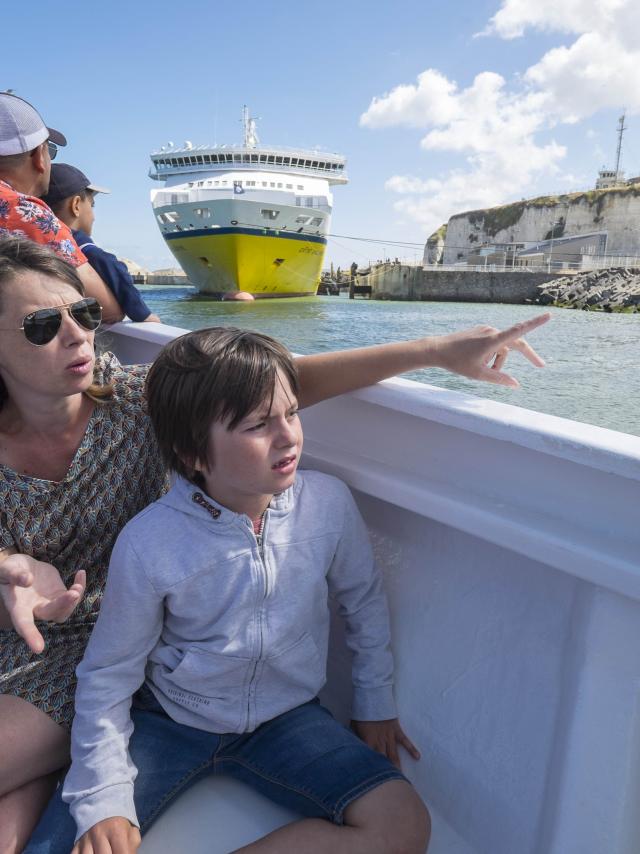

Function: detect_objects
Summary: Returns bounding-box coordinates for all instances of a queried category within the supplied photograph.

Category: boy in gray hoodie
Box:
[61,328,430,854]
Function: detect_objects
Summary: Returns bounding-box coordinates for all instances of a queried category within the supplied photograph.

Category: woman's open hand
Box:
[428,313,551,388]
[0,553,86,653]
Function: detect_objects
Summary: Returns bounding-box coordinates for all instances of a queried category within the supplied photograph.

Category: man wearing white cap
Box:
[0,93,124,322]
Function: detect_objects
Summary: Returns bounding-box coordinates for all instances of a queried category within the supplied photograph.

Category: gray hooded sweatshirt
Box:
[63,471,396,838]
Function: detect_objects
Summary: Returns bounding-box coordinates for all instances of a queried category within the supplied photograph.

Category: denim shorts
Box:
[26,685,406,853]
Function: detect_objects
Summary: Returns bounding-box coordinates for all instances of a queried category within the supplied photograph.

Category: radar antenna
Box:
[614,110,627,176]
[242,105,260,149]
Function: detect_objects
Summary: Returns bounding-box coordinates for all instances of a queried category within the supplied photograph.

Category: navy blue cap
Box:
[42,163,110,207]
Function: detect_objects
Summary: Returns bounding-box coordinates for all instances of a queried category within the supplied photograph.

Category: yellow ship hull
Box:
[165,227,327,297]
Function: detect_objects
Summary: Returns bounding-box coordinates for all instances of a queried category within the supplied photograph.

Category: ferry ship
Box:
[110,318,640,854]
[149,108,347,298]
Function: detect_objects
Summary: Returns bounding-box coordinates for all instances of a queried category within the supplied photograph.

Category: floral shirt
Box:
[0,179,86,266]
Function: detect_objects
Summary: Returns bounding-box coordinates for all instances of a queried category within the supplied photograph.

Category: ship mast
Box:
[242,105,259,149]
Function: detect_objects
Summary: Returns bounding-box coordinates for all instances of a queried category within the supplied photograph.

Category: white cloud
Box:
[360,0,640,236]
[359,69,459,129]
[483,0,626,39]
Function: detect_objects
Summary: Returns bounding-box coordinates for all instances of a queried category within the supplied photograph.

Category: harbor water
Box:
[140,288,639,437]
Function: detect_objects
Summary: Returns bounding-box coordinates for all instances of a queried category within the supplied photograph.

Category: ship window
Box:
[312,161,318,168]
[286,184,293,189]
[275,156,283,165]
[311,217,323,226]
[267,155,275,164]
[251,154,258,163]
[297,185,303,190]
[262,182,267,187]
[261,209,280,220]
[295,216,311,224]
[193,208,211,218]
[222,180,228,185]
[277,183,283,188]
[160,211,180,223]
[305,197,314,207]
[259,155,267,163]
[270,182,275,187]
[197,156,204,164]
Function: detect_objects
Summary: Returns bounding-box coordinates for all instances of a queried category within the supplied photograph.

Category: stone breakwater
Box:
[536,268,640,312]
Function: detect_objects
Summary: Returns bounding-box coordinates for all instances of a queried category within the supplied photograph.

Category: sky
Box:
[4,0,640,271]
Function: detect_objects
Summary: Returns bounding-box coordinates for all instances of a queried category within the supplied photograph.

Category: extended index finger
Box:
[494,313,551,347]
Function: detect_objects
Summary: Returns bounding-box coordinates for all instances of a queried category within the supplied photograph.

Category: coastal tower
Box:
[596,111,627,189]
[149,109,348,297]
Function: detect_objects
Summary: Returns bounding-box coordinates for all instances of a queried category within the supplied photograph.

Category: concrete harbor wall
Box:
[360,264,563,303]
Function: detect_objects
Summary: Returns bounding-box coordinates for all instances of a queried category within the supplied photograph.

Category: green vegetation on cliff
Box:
[427,223,448,244]
[453,181,640,237]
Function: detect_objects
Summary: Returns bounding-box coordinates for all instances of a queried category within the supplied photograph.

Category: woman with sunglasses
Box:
[0,235,549,852]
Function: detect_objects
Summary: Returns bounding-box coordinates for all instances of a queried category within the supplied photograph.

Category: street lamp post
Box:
[548,219,562,273]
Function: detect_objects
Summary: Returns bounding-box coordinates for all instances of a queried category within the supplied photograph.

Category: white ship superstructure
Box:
[149,108,347,297]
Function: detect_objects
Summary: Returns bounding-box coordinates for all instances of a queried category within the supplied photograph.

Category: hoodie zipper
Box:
[246,512,268,731]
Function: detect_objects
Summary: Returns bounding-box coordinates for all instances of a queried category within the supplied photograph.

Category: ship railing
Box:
[148,162,349,182]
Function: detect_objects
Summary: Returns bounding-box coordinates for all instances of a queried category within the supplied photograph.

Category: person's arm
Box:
[327,480,396,721]
[75,263,125,324]
[327,480,419,768]
[78,241,159,323]
[295,313,550,409]
[63,529,163,843]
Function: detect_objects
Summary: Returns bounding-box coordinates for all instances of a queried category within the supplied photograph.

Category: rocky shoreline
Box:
[535,268,640,312]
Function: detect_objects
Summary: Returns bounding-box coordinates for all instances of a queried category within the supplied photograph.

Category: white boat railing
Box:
[104,321,640,854]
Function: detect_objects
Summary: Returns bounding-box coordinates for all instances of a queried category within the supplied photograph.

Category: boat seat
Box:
[139,775,471,853]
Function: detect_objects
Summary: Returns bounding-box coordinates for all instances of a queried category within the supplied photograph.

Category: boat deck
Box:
[107,321,640,854]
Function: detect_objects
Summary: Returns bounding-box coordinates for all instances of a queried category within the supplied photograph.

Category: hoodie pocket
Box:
[166,647,252,699]
[263,633,326,707]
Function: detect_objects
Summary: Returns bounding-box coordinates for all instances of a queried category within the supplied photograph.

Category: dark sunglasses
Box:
[6,298,102,345]
[47,140,58,160]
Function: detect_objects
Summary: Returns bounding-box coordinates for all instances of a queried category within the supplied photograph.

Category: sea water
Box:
[141,288,639,437]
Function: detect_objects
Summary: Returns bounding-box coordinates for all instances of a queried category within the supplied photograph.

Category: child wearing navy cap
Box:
[42,164,160,323]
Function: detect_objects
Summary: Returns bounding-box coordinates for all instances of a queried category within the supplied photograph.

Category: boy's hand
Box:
[352,718,420,769]
[0,554,86,652]
[143,313,162,323]
[428,313,550,389]
[71,817,141,854]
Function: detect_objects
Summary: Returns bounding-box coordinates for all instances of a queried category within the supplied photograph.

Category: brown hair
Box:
[146,327,299,482]
[0,234,112,408]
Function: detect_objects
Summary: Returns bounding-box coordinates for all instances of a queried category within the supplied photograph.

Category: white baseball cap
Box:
[0,93,67,156]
